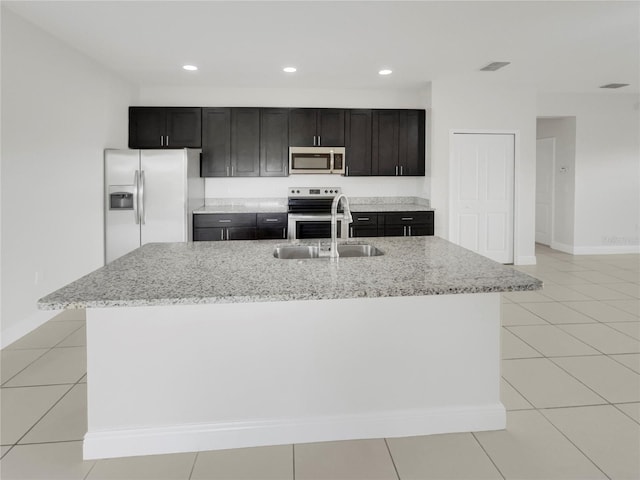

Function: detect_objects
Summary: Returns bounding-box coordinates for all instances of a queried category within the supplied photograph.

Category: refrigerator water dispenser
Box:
[108,186,135,210]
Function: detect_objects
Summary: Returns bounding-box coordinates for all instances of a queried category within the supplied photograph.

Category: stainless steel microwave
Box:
[289,147,346,175]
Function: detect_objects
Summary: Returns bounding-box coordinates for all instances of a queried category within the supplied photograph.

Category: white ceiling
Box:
[4,1,639,93]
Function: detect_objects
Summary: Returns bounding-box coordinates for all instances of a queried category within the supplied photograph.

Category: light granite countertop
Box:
[38,237,542,310]
[194,197,433,214]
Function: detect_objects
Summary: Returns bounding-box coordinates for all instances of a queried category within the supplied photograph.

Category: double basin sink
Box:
[274,243,384,259]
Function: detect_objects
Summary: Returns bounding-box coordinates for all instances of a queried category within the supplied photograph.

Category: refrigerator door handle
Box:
[133,170,140,225]
[139,170,146,225]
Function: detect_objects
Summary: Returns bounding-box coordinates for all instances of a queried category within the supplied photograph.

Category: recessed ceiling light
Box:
[182,65,198,71]
[379,69,393,75]
[480,61,511,72]
[600,83,629,89]
[283,67,297,73]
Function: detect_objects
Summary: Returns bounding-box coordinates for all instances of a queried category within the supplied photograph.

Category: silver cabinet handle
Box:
[231,165,234,176]
[318,135,321,146]
[408,226,412,236]
[166,135,169,146]
[160,136,164,146]
[402,217,413,221]
[139,170,146,225]
[226,166,229,176]
[400,165,404,175]
[313,135,317,146]
[264,218,279,222]
[395,165,399,176]
[357,217,370,221]
[133,170,140,225]
[282,228,286,239]
[220,229,224,240]
[403,226,407,236]
[346,165,349,176]
[218,219,232,223]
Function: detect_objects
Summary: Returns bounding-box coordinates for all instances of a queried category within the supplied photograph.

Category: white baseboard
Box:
[551,241,640,255]
[1,309,61,349]
[573,245,640,255]
[83,404,506,460]
[551,241,575,254]
[515,255,537,265]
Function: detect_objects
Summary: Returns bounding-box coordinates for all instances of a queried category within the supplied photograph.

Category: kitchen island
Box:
[39,236,541,460]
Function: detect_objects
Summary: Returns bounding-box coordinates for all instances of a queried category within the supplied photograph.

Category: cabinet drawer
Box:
[256,213,287,226]
[383,211,433,225]
[194,213,256,228]
[351,213,378,226]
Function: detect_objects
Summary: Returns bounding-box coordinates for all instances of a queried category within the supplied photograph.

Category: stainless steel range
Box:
[287,187,348,240]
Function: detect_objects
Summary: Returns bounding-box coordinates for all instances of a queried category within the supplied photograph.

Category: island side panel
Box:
[84,293,504,459]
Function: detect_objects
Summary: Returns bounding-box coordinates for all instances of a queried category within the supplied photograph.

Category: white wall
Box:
[139,85,431,199]
[430,75,538,265]
[538,93,640,254]
[536,117,577,250]
[1,8,137,347]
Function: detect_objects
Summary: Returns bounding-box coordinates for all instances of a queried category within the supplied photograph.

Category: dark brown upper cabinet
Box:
[345,109,372,176]
[289,108,345,147]
[399,110,426,176]
[201,108,260,177]
[201,108,231,177]
[372,109,425,176]
[201,108,287,178]
[260,108,289,177]
[129,107,201,149]
[230,108,260,177]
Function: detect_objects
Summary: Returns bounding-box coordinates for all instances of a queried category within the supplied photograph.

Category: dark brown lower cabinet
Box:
[380,211,434,237]
[348,211,434,238]
[194,213,287,241]
[349,212,379,238]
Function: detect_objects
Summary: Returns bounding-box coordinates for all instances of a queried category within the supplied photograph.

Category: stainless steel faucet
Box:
[330,193,353,258]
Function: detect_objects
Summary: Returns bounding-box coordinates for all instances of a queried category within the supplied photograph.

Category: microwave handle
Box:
[330,151,335,172]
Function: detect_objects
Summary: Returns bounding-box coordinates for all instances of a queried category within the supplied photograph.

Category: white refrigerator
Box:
[104,149,204,263]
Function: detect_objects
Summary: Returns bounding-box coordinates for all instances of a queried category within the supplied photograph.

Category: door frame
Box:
[448,129,519,264]
[535,137,556,247]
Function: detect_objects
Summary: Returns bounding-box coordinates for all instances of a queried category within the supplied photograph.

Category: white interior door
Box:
[140,150,188,246]
[535,138,555,246]
[450,133,515,264]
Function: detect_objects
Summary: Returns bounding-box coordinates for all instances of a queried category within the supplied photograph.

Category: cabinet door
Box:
[372,110,399,175]
[345,109,372,176]
[398,110,425,176]
[166,107,202,148]
[349,226,378,238]
[201,108,231,177]
[383,225,406,237]
[408,224,434,236]
[194,227,225,241]
[129,107,165,148]
[231,108,260,177]
[260,109,289,177]
[317,109,345,146]
[289,109,317,146]
[227,227,257,240]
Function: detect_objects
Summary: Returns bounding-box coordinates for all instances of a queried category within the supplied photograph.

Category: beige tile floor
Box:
[1,245,638,479]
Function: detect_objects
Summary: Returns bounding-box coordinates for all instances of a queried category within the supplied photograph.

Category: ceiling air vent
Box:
[480,61,511,72]
[600,83,630,89]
